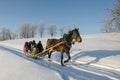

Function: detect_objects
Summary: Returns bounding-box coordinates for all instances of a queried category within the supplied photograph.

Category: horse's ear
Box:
[69,31,72,34]
[75,28,79,30]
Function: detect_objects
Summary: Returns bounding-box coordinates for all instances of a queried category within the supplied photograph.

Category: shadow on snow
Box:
[72,50,120,65]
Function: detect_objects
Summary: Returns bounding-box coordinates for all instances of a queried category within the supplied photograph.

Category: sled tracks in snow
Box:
[0,45,120,80]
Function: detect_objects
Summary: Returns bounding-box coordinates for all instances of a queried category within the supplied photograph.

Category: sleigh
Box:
[23,41,65,59]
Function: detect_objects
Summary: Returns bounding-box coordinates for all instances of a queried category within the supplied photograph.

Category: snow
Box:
[0,48,62,80]
[0,33,120,80]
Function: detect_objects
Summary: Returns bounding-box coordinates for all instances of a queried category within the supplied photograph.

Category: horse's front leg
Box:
[60,52,65,66]
[64,51,71,63]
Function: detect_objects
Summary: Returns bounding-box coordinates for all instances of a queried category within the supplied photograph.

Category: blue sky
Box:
[0,0,115,35]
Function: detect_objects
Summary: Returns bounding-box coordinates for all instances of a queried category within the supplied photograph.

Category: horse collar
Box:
[63,34,72,47]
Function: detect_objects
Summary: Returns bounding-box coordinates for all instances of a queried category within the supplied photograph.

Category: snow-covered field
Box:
[0,33,120,80]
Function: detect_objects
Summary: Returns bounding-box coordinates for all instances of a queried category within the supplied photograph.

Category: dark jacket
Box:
[28,41,32,51]
[32,40,36,48]
[37,41,44,53]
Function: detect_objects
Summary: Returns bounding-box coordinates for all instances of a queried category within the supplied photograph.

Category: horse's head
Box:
[69,28,82,43]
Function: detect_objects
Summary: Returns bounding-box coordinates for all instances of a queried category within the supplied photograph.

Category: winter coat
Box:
[37,41,44,53]
[32,40,36,48]
[24,43,28,51]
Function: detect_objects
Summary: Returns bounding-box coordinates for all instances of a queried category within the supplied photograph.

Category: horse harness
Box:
[62,33,75,48]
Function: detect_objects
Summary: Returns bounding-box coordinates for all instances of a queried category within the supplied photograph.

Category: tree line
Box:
[0,22,69,41]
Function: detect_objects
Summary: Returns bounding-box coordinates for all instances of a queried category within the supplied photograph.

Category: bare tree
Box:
[38,22,45,38]
[19,23,36,38]
[59,27,64,37]
[29,24,36,38]
[103,0,120,33]
[0,27,12,40]
[19,23,28,38]
[48,24,57,37]
[11,32,18,39]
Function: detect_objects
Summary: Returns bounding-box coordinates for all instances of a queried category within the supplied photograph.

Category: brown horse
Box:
[46,28,82,66]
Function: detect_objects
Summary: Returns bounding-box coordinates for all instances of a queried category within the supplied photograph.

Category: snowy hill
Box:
[0,33,120,80]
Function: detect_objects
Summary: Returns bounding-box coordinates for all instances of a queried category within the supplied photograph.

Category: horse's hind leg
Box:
[48,51,53,61]
[64,52,71,63]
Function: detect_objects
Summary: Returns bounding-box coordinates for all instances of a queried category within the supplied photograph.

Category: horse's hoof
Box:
[61,63,65,66]
[48,58,51,61]
[64,60,68,63]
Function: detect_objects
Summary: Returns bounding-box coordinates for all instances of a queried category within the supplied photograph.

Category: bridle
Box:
[63,29,80,47]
